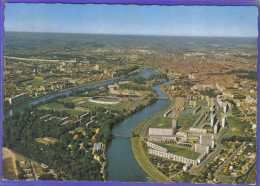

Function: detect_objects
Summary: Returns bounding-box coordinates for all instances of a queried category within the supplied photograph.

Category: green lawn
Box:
[223,116,247,138]
[80,99,134,112]
[84,89,106,97]
[177,100,207,130]
[149,116,172,128]
[58,97,86,105]
[133,100,172,135]
[140,98,150,106]
[95,97,118,102]
[177,103,201,130]
[25,79,43,87]
[154,143,200,160]
[38,102,84,116]
[217,172,237,184]
[64,109,84,116]
[39,103,65,110]
[59,96,150,112]
[108,100,134,111]
[197,100,207,107]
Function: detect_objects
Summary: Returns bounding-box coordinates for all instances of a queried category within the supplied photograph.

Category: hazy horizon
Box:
[5,31,258,38]
[5,4,258,38]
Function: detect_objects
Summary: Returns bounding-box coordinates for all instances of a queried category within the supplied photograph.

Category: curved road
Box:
[140,98,175,138]
[235,161,256,184]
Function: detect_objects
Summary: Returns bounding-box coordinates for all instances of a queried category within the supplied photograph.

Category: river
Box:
[4,69,159,119]
[4,80,118,119]
[106,80,170,182]
[4,69,170,182]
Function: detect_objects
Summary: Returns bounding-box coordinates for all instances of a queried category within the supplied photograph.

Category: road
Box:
[195,143,222,175]
[31,161,38,180]
[194,102,229,175]
[101,145,106,180]
[235,160,256,184]
[243,162,256,184]
[140,98,175,138]
[130,95,147,111]
[213,142,246,178]
[4,56,68,62]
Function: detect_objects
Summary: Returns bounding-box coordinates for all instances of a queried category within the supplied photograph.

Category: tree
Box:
[39,174,55,180]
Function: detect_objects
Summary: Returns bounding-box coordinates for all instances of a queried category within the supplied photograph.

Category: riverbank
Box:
[106,79,171,181]
[131,137,172,183]
[131,99,173,183]
[103,96,157,180]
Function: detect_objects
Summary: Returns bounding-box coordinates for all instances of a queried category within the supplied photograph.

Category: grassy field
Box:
[108,100,134,111]
[140,98,151,106]
[131,137,172,183]
[64,109,84,116]
[149,116,172,128]
[59,97,86,105]
[95,97,119,102]
[2,157,17,180]
[39,97,134,112]
[25,79,44,87]
[43,96,137,113]
[133,100,172,135]
[39,103,65,110]
[154,143,200,160]
[223,116,246,138]
[217,172,236,184]
[177,103,201,130]
[38,102,84,116]
[2,148,18,180]
[81,99,134,111]
[39,95,134,115]
[197,100,207,107]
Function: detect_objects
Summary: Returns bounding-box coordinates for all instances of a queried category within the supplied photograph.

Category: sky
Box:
[4,3,258,37]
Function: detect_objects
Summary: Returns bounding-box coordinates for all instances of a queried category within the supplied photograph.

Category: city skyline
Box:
[5,4,258,37]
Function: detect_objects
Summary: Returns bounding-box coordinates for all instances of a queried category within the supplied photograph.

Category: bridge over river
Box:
[147,97,170,100]
[113,135,131,139]
[156,97,169,100]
